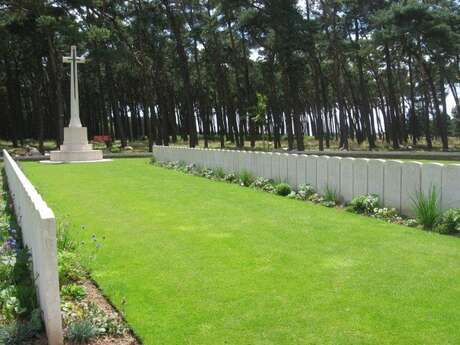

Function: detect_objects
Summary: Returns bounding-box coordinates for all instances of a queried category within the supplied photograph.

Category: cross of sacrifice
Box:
[63,45,86,128]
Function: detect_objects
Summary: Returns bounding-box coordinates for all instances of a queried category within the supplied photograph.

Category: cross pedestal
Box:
[50,127,103,162]
[50,46,103,163]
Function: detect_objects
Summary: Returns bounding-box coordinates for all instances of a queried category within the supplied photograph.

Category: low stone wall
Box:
[2,150,63,345]
[153,146,460,215]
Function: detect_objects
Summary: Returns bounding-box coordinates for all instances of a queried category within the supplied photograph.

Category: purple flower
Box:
[2,237,16,251]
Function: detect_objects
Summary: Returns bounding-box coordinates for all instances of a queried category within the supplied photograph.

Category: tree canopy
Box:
[1,0,460,152]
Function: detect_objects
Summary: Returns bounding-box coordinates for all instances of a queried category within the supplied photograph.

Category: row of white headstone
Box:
[2,150,62,345]
[153,146,460,216]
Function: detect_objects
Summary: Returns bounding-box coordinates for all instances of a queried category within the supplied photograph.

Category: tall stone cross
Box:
[63,45,86,128]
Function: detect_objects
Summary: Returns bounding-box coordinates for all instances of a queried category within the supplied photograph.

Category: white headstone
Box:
[232,151,240,173]
[340,157,355,203]
[296,155,307,186]
[353,159,369,196]
[384,160,403,211]
[401,162,422,216]
[421,163,443,205]
[305,155,318,188]
[327,157,341,197]
[287,154,298,187]
[262,152,272,179]
[317,156,330,194]
[442,164,460,210]
[279,154,289,183]
[271,153,281,182]
[368,159,385,201]
[248,151,257,175]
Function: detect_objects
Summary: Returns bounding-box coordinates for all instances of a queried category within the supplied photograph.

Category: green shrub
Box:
[182,163,197,174]
[320,186,338,207]
[200,168,215,179]
[404,219,419,228]
[275,183,292,196]
[0,261,14,290]
[224,173,238,183]
[308,193,322,204]
[348,194,380,215]
[61,284,87,301]
[0,286,22,321]
[287,191,297,199]
[62,302,127,338]
[57,221,76,252]
[296,184,316,200]
[85,302,126,336]
[58,251,86,285]
[214,168,226,180]
[239,170,255,187]
[262,183,276,194]
[411,187,441,230]
[250,177,274,190]
[372,207,400,222]
[11,248,38,317]
[150,156,157,164]
[323,186,338,203]
[435,209,460,234]
[0,309,42,345]
[66,319,97,344]
[191,167,204,176]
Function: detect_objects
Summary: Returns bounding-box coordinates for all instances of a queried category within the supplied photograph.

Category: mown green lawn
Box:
[23,159,460,345]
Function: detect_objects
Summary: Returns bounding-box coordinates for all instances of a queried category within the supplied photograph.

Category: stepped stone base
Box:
[50,127,103,162]
[50,150,103,162]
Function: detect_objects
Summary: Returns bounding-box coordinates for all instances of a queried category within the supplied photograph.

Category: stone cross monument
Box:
[50,46,103,162]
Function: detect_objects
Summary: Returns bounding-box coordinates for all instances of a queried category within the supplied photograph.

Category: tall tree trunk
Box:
[106,63,127,147]
[162,0,198,148]
[4,58,22,147]
[47,34,65,146]
[384,43,400,149]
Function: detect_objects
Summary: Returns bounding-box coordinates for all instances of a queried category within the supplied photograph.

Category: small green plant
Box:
[183,163,197,173]
[150,156,157,164]
[275,183,292,196]
[61,284,87,301]
[62,301,127,338]
[404,219,419,228]
[57,221,76,252]
[239,170,255,187]
[58,251,86,285]
[321,186,338,207]
[296,184,316,200]
[214,168,226,180]
[11,248,38,317]
[287,191,297,199]
[372,207,400,222]
[435,209,460,234]
[224,173,238,183]
[0,309,42,345]
[307,193,321,203]
[262,183,276,194]
[66,319,97,344]
[411,187,441,230]
[250,177,274,190]
[348,194,380,215]
[200,168,215,179]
